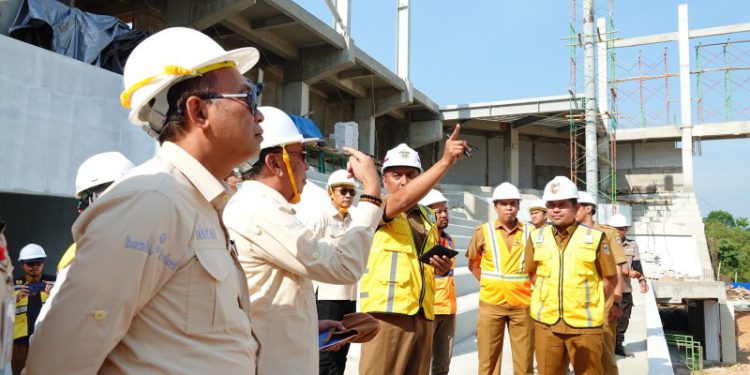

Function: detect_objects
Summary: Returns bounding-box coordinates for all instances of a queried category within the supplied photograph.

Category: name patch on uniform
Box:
[124,233,177,270]
[195,227,218,241]
[603,244,610,255]
[285,218,305,231]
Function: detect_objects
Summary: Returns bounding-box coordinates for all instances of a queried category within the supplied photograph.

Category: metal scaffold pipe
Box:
[583,0,598,196]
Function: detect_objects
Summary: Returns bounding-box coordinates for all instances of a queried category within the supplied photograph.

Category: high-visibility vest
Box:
[360,205,439,320]
[433,234,457,315]
[58,243,76,271]
[14,280,49,340]
[479,222,532,306]
[529,224,606,328]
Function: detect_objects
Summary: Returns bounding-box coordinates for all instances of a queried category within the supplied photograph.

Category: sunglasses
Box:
[23,260,44,267]
[198,82,264,116]
[336,188,357,196]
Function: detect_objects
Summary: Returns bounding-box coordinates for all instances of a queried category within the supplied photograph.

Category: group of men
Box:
[0,26,649,375]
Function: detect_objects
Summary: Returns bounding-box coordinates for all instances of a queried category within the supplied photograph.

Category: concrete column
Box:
[281,81,309,116]
[678,4,694,192]
[396,0,410,80]
[583,0,598,197]
[335,0,350,36]
[354,98,375,155]
[720,302,738,363]
[703,300,720,361]
[597,17,612,195]
[510,127,520,185]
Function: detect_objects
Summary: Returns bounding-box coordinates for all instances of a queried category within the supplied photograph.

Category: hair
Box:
[242,147,282,180]
[158,74,217,144]
[588,204,597,215]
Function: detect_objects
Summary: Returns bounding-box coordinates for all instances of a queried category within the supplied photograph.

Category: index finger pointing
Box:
[449,124,461,140]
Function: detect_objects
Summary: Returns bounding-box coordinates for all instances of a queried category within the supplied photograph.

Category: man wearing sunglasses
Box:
[224,106,383,375]
[308,169,360,375]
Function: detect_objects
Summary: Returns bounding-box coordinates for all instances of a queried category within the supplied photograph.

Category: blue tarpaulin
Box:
[730,282,750,290]
[289,115,323,140]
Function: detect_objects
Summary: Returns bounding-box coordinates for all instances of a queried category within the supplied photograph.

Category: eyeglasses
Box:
[198,82,264,116]
[22,260,44,267]
[336,188,357,196]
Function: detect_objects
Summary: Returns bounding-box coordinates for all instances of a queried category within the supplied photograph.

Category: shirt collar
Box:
[241,180,293,211]
[159,142,232,210]
[326,203,349,220]
[552,221,578,237]
[493,219,523,233]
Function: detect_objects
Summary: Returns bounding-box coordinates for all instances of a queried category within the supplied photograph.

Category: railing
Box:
[665,333,703,374]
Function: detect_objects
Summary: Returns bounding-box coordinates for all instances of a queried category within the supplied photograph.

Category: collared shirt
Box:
[223,180,382,375]
[25,142,257,374]
[309,204,357,301]
[465,219,525,261]
[621,239,641,293]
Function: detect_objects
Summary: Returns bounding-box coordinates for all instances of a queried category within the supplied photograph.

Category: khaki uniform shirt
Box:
[309,204,357,301]
[621,239,641,293]
[25,142,257,374]
[223,180,382,375]
[524,222,617,334]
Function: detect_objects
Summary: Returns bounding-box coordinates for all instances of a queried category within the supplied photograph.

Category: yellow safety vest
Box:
[360,205,439,320]
[529,224,606,328]
[433,234,456,315]
[479,222,532,306]
[58,243,76,271]
[14,280,49,340]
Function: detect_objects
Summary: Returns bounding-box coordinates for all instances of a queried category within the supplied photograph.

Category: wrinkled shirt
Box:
[309,204,357,301]
[224,181,381,375]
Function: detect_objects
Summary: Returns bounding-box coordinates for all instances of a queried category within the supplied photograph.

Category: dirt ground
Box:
[704,311,750,374]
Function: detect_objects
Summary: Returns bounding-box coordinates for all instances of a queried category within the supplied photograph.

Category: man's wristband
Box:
[359,194,383,207]
[638,278,647,284]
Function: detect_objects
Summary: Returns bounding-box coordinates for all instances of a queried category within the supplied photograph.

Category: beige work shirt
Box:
[622,239,641,293]
[25,142,257,374]
[309,204,357,301]
[224,180,382,375]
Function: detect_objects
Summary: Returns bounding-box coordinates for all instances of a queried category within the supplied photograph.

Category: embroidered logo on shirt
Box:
[124,233,177,270]
[603,244,610,255]
[195,227,218,241]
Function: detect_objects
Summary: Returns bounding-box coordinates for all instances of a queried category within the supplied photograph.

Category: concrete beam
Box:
[337,69,372,80]
[615,121,750,141]
[678,4,694,192]
[409,120,442,148]
[301,39,356,83]
[190,0,257,30]
[325,76,367,98]
[651,281,727,304]
[354,98,375,154]
[222,14,298,60]
[374,88,412,117]
[264,0,347,49]
[441,95,583,121]
[251,15,296,31]
[613,22,750,48]
[411,87,440,114]
[355,47,407,91]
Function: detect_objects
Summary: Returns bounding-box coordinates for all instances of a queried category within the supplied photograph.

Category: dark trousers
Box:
[615,292,634,348]
[317,299,356,375]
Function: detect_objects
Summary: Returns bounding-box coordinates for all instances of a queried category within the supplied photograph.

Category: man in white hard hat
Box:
[0,217,13,374]
[308,169,361,375]
[528,200,547,229]
[524,176,618,375]
[12,244,54,375]
[419,189,457,375]
[575,192,626,374]
[223,106,382,375]
[26,27,264,374]
[35,152,135,329]
[608,213,648,358]
[359,126,468,375]
[466,182,534,375]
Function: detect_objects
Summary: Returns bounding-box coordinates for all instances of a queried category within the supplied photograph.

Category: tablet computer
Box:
[319,330,356,351]
[418,244,458,264]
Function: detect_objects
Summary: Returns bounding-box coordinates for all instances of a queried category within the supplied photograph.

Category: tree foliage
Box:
[704,210,750,282]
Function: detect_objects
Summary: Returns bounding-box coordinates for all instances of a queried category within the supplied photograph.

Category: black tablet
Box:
[418,245,459,264]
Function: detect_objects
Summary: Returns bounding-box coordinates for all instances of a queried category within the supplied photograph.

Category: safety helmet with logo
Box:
[419,189,448,207]
[19,244,46,262]
[75,152,135,198]
[120,27,260,137]
[577,191,597,206]
[607,213,630,228]
[492,182,521,201]
[528,199,547,213]
[381,143,422,174]
[542,176,579,202]
[327,170,358,190]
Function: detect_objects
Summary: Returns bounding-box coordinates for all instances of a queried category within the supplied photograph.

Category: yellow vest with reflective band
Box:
[58,243,76,271]
[529,224,605,328]
[479,222,532,306]
[14,281,49,340]
[433,234,457,315]
[360,205,439,320]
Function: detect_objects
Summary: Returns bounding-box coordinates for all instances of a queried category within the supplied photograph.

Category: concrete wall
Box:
[0,35,154,198]
[617,141,682,193]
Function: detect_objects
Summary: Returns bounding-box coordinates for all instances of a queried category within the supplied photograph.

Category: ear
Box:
[265,153,284,177]
[183,96,210,130]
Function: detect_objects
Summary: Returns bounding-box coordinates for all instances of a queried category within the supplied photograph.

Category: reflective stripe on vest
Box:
[483,222,530,280]
[479,222,532,306]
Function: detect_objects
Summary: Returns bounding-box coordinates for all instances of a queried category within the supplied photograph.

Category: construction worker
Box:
[528,199,547,229]
[0,217,13,374]
[419,189,457,375]
[36,152,135,328]
[12,244,54,375]
[576,192,626,375]
[608,213,649,358]
[25,27,263,373]
[223,106,383,375]
[467,182,534,375]
[524,176,618,375]
[359,128,469,375]
[309,169,361,375]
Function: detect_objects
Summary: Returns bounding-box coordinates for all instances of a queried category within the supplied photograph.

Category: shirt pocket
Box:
[575,246,598,277]
[185,247,235,334]
[533,250,552,277]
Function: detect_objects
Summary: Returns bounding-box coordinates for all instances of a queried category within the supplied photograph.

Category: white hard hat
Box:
[19,243,46,261]
[492,182,521,201]
[529,199,547,212]
[542,176,579,202]
[75,152,135,198]
[121,27,260,136]
[607,213,630,228]
[577,191,597,206]
[327,170,358,189]
[419,189,448,207]
[381,143,422,173]
[237,106,318,171]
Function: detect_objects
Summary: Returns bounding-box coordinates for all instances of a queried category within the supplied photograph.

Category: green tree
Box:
[704,210,750,281]
[705,210,736,227]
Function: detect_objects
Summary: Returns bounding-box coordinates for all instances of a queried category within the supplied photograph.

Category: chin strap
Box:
[281,146,301,204]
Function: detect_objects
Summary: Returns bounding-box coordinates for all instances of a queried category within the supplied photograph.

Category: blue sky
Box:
[294,0,750,220]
